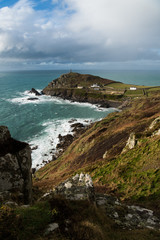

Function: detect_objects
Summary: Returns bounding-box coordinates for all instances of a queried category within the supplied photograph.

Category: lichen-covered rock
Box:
[149,116,160,129]
[122,132,137,153]
[53,173,95,201]
[0,126,32,204]
[96,194,160,230]
[149,116,160,136]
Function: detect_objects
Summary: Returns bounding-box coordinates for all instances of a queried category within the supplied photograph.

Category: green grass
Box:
[91,136,160,200]
[0,198,160,240]
[0,202,52,240]
[107,82,151,89]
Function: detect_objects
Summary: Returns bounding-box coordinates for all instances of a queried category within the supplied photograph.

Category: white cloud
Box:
[66,0,160,47]
[52,0,59,4]
[0,0,160,69]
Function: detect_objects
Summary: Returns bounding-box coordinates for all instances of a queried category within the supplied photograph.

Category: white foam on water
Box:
[6,89,117,169]
[6,89,114,112]
[7,90,63,105]
[29,118,93,169]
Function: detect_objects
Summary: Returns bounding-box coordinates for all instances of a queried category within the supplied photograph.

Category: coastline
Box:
[45,91,123,109]
[31,117,93,170]
[42,72,132,109]
[5,86,118,170]
[30,72,133,169]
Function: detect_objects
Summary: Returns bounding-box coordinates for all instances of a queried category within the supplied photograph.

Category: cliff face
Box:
[0,126,32,204]
[42,72,123,108]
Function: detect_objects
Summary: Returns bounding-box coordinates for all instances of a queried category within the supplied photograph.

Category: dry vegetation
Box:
[1,198,160,240]
[34,94,160,208]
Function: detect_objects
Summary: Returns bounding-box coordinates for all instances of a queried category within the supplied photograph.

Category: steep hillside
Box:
[35,94,160,208]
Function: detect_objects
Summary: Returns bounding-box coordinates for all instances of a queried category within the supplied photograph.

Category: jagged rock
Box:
[122,132,137,153]
[71,122,84,131]
[29,88,41,96]
[103,150,108,159]
[154,129,160,136]
[149,116,160,129]
[96,194,160,230]
[126,132,136,149]
[27,97,39,101]
[149,116,160,136]
[0,126,32,204]
[57,134,74,150]
[68,119,77,123]
[71,122,86,137]
[53,173,95,201]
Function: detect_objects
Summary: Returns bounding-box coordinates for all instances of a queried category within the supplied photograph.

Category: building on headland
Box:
[90,83,100,90]
[130,87,137,90]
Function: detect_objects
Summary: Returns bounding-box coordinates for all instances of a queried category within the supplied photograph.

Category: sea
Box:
[0,69,160,168]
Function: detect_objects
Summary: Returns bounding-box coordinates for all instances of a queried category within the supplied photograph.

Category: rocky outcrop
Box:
[71,122,85,134]
[27,97,39,101]
[53,173,95,201]
[149,116,160,136]
[0,126,32,204]
[56,134,74,151]
[40,176,160,231]
[122,132,137,153]
[96,194,160,230]
[43,87,121,108]
[149,116,160,129]
[29,88,41,96]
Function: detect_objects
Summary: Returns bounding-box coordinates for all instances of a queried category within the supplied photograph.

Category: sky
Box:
[0,0,160,70]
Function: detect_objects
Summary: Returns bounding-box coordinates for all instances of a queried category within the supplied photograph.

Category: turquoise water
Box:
[0,70,160,167]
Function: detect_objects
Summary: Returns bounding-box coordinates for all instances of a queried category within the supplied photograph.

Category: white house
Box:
[91,83,100,88]
[130,87,137,90]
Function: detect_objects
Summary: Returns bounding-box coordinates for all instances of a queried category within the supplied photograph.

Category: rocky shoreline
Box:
[42,88,123,108]
[32,119,92,171]
[29,87,129,109]
[42,72,130,109]
[29,86,130,171]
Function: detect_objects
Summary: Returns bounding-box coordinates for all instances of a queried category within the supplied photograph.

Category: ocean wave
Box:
[7,90,63,105]
[29,118,93,169]
[6,89,114,113]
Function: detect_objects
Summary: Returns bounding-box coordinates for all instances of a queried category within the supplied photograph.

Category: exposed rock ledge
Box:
[40,173,160,231]
[0,126,32,204]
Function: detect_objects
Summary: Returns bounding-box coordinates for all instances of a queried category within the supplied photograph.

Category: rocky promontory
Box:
[42,72,124,108]
[0,126,32,204]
